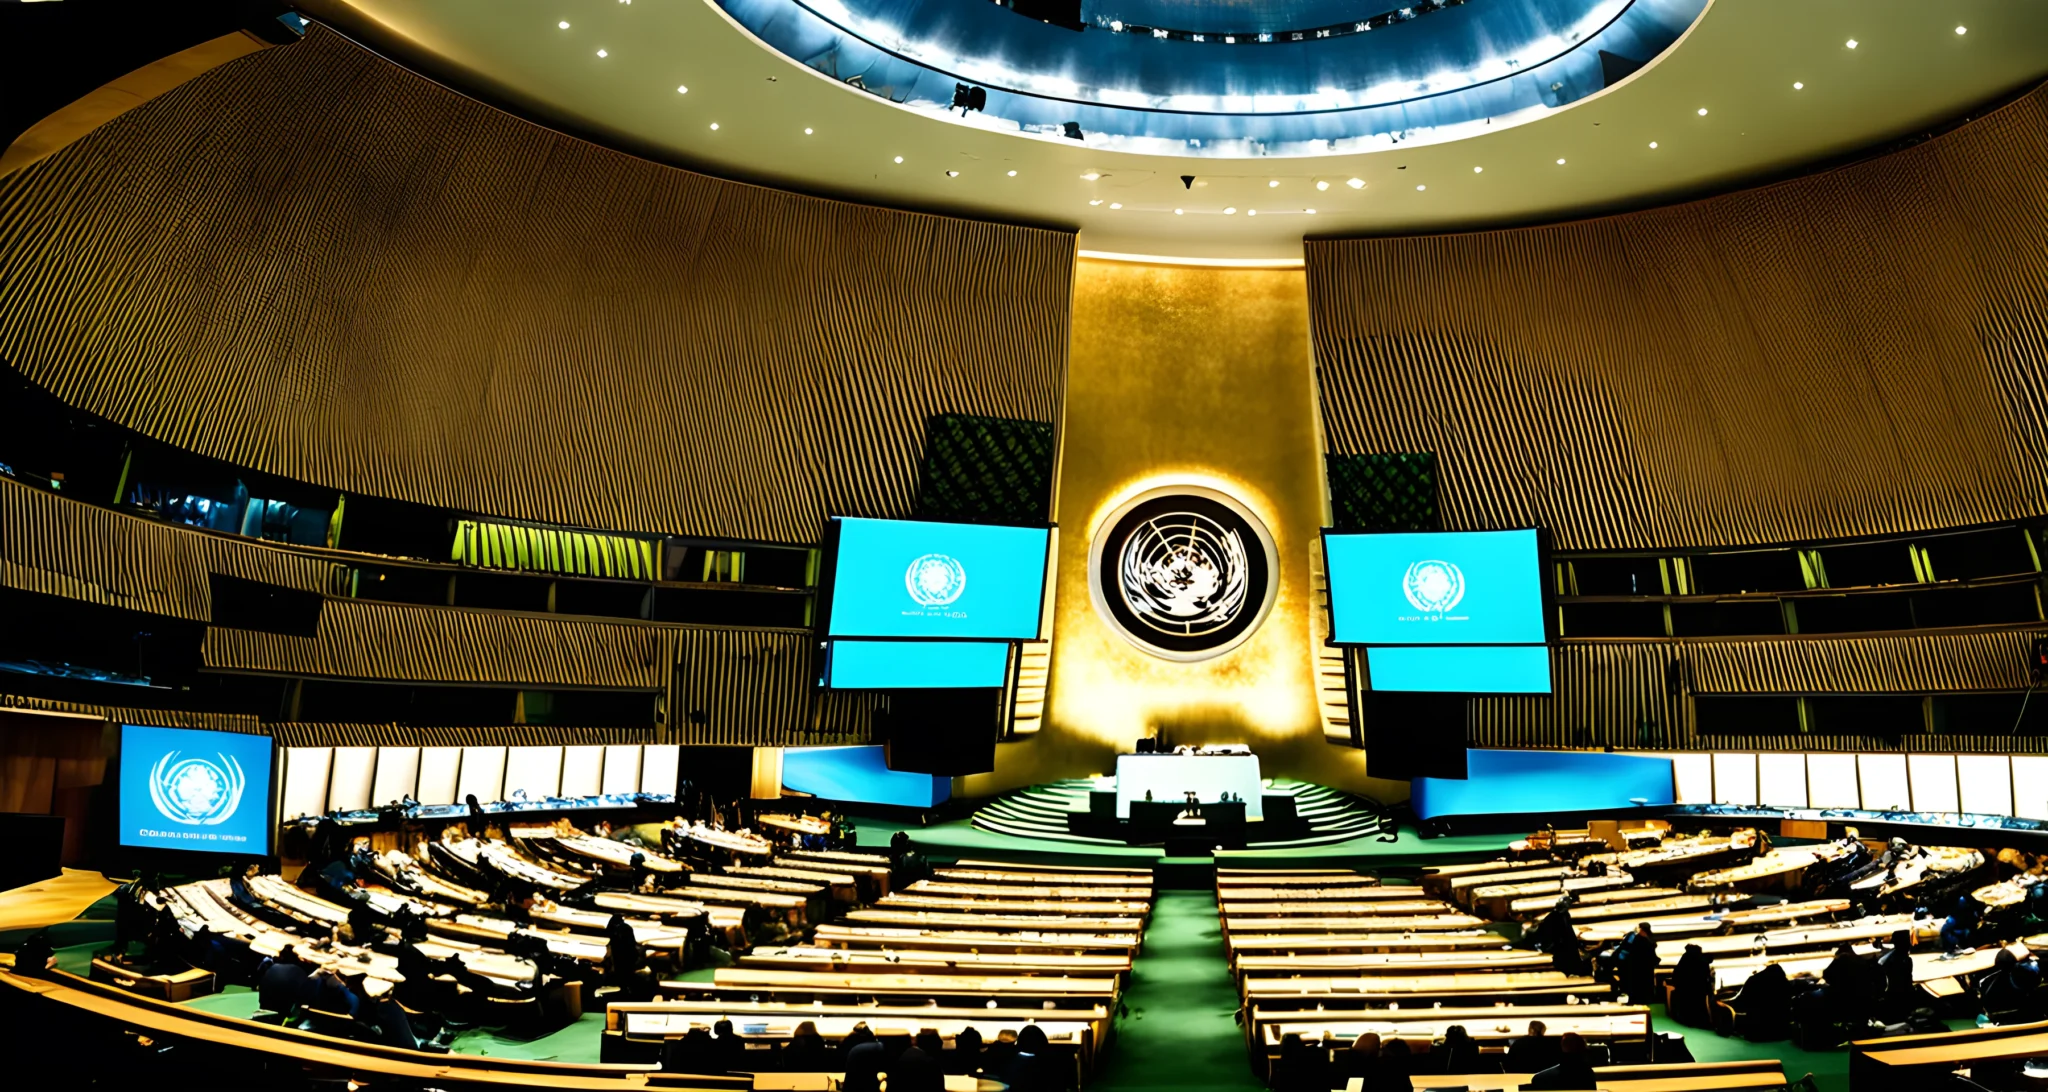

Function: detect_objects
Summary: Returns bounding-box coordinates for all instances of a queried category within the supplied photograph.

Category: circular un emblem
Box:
[904,553,968,607]
[148,751,247,826]
[1089,486,1277,662]
[1402,559,1465,613]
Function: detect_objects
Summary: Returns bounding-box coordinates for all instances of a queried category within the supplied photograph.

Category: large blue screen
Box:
[118,724,274,852]
[826,640,1011,689]
[826,517,1050,640]
[1365,644,1553,694]
[1326,528,1545,645]
[782,746,951,808]
[1412,749,1674,820]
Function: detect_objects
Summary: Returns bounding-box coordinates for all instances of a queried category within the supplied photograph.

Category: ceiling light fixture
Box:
[1648,141,1659,148]
[1955,25,1967,35]
[676,85,688,94]
[1315,180,1330,191]
[1305,208,1316,215]
[1109,202,1122,209]
[1472,166,1483,173]
[1346,177,1365,189]
[1247,209,1257,216]
[1268,180,1279,188]
[709,122,719,130]
[1793,81,1804,90]
[803,128,813,135]
[1697,107,1708,116]
[894,156,904,164]
[1556,158,1567,165]
[1224,207,1236,215]
[1416,185,1426,191]
[1089,199,1102,206]
[1845,38,1858,49]
[1081,171,1101,180]
[945,170,959,177]
[1174,208,1184,215]
[558,21,571,29]
[1007,170,1018,177]
[596,49,608,58]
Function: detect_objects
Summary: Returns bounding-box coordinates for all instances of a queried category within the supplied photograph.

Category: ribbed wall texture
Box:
[0,28,1072,544]
[0,477,339,621]
[1308,83,2048,551]
[1460,631,2048,754]
[202,598,678,689]
[268,723,663,748]
[672,627,871,746]
[0,693,266,735]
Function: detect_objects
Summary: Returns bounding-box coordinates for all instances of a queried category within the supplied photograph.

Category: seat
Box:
[482,995,545,1039]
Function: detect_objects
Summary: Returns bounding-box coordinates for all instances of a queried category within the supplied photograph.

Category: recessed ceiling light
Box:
[1007,170,1018,177]
[1845,38,1858,49]
[1224,207,1237,215]
[1697,107,1708,116]
[1472,166,1483,173]
[1556,158,1567,165]
[803,127,813,135]
[1174,208,1184,215]
[1247,209,1257,216]
[558,21,571,29]
[1648,141,1659,148]
[676,85,689,94]
[1346,177,1365,189]
[1956,26,1966,35]
[709,122,719,130]
[945,170,959,177]
[1305,208,1316,215]
[596,49,608,58]
[1415,185,1426,191]
[1080,171,1101,180]
[1088,199,1102,206]
[1109,202,1122,209]
[1314,180,1330,192]
[1793,82,1804,90]
[1267,180,1279,188]
[893,156,904,164]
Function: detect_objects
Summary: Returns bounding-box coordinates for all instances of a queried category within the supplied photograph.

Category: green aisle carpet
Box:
[1094,891,1266,1092]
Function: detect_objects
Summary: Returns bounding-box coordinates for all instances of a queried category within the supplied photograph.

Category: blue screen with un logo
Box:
[825,517,1051,640]
[118,724,274,852]
[1326,528,1546,645]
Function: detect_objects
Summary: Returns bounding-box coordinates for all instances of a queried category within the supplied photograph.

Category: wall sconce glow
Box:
[1415,184,1427,191]
[1007,169,1018,176]
[1648,141,1658,148]
[1556,158,1567,165]
[1955,26,1966,35]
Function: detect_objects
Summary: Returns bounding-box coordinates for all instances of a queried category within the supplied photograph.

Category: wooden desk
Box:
[845,909,1146,932]
[1710,941,2027,994]
[1687,844,1853,894]
[1228,933,1512,957]
[1218,887,1439,902]
[1322,1061,1786,1091]
[710,968,1119,997]
[1576,899,1851,944]
[909,881,1154,900]
[951,858,1152,878]
[1236,950,1553,977]
[756,814,832,837]
[1465,874,1638,918]
[1253,1003,1651,1051]
[740,946,1133,977]
[1243,970,1601,998]
[812,924,1143,953]
[1221,915,1489,934]
[934,867,1154,888]
[1219,900,1456,918]
[1655,913,1931,962]
[1851,1017,2048,1086]
[884,894,1154,915]
[1514,890,1698,919]
[1216,873,1381,889]
[609,1000,1104,1055]
[1420,860,1551,897]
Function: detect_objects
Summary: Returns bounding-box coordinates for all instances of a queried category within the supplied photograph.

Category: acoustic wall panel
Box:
[561,746,604,799]
[326,747,376,812]
[1711,753,1758,807]
[1907,753,1960,814]
[1806,754,1862,809]
[1756,753,1807,808]
[503,746,564,801]
[2014,757,2048,821]
[456,747,507,805]
[0,28,1071,545]
[415,747,462,806]
[641,746,681,795]
[370,746,421,808]
[1959,755,2016,818]
[1857,754,1911,812]
[601,745,641,796]
[280,747,331,823]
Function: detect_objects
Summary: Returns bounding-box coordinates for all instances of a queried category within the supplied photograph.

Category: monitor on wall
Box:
[1324,527,1547,646]
[825,639,1012,689]
[820,516,1051,641]
[117,724,275,854]
[1364,644,1553,695]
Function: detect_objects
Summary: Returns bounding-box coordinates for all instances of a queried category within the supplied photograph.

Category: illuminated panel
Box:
[560,746,604,798]
[1857,753,1910,812]
[1711,753,1757,806]
[2014,757,2048,820]
[1756,753,1808,808]
[601,745,641,796]
[782,745,950,808]
[827,639,1011,689]
[280,747,332,823]
[455,746,507,805]
[1806,753,1861,808]
[503,746,564,800]
[642,746,681,795]
[118,725,274,853]
[415,747,461,806]
[826,517,1050,640]
[1364,645,1551,693]
[370,747,420,808]
[1668,753,1713,804]
[326,747,376,812]
[1957,755,2014,817]
[1325,529,1544,645]
[1907,754,1959,814]
[1411,749,1672,820]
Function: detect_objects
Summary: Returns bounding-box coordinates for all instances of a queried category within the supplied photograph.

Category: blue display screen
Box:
[826,517,1050,640]
[781,746,951,808]
[1365,645,1553,694]
[1412,749,1675,820]
[118,724,274,852]
[826,640,1011,689]
[1326,528,1546,645]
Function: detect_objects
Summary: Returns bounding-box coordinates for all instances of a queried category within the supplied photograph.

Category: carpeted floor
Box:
[0,869,122,932]
[1094,890,1266,1092]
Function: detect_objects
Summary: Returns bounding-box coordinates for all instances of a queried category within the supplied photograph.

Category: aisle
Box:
[1094,890,1266,1092]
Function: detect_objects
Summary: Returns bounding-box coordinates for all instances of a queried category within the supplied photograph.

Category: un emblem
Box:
[148,751,248,826]
[904,553,968,607]
[1402,559,1466,613]
[1089,486,1277,662]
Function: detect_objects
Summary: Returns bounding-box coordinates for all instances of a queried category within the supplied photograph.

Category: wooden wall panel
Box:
[672,627,871,747]
[1308,84,2048,551]
[0,27,1071,545]
[0,477,339,621]
[0,693,264,734]
[268,724,662,748]
[201,598,676,690]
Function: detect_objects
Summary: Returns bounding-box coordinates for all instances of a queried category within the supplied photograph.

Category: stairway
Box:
[970,777,1391,848]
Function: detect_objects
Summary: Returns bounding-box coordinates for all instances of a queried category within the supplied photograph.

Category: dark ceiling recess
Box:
[0,1,293,151]
[998,0,1085,32]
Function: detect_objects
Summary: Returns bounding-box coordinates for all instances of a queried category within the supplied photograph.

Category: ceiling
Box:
[303,0,2048,261]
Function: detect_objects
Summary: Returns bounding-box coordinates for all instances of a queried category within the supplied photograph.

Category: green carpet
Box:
[1093,891,1265,1092]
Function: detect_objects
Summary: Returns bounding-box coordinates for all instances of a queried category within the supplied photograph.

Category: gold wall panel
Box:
[970,259,1402,799]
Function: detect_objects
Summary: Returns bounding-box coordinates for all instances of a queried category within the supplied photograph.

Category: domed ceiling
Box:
[303,0,2048,260]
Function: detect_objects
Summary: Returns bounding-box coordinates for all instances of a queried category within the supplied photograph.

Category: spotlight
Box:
[1180,175,1195,189]
[1062,122,1084,140]
[952,84,988,115]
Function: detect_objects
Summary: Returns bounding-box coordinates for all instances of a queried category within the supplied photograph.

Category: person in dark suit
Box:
[1668,943,1714,1024]
[709,1018,747,1073]
[1333,1032,1381,1085]
[1614,922,1661,1003]
[1507,1020,1558,1073]
[779,1020,828,1071]
[889,1043,947,1092]
[357,977,420,1049]
[1270,1032,1329,1092]
[1438,1025,1485,1074]
[1000,1025,1065,1092]
[258,946,312,1017]
[950,1026,985,1075]
[1373,1039,1414,1092]
[841,1040,885,1092]
[1527,1031,1597,1089]
[306,966,360,1019]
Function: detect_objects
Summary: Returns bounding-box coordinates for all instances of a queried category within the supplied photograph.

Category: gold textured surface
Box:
[973,259,1400,798]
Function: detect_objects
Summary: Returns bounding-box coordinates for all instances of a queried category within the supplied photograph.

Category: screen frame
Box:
[814,514,1057,643]
[822,638,1018,691]
[111,722,279,861]
[1319,525,1557,648]
[1360,644,1555,697]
